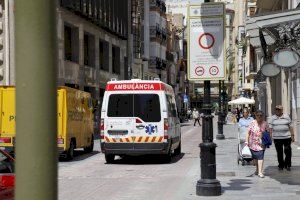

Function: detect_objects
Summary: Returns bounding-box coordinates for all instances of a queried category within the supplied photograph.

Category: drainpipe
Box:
[127,0,132,79]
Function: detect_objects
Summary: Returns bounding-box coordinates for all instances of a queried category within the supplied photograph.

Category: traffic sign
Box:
[209,66,219,76]
[187,3,226,81]
[199,33,215,49]
[195,66,205,76]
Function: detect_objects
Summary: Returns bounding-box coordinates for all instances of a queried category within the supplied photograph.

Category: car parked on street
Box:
[0,149,15,200]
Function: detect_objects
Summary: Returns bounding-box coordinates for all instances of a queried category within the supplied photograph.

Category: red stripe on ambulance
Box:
[106,83,162,91]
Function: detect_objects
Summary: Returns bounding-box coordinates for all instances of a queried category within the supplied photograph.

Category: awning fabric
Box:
[245,8,300,48]
[228,97,255,105]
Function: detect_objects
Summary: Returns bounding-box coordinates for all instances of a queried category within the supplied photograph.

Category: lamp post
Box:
[196,1,221,196]
[221,81,227,127]
[217,80,225,139]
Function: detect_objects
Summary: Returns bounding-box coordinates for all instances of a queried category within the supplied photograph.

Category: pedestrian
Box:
[236,108,241,122]
[238,108,254,140]
[187,108,192,120]
[245,110,269,178]
[269,105,295,171]
[192,108,201,126]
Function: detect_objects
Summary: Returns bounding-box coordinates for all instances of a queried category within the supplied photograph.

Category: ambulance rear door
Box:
[104,92,135,146]
[132,92,164,147]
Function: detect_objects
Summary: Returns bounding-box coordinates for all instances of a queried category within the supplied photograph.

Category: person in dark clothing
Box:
[236,108,241,122]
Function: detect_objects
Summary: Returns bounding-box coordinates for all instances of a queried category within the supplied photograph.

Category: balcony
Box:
[246,63,258,79]
[60,0,128,39]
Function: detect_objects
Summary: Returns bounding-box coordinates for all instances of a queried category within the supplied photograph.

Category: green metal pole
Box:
[15,0,57,200]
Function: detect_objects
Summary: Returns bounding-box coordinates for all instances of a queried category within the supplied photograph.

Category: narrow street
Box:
[58,123,202,200]
[59,120,300,200]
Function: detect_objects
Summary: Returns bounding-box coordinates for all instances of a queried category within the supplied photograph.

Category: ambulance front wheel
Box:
[105,154,115,164]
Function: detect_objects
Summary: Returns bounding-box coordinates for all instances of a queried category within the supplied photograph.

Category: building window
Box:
[112,45,120,74]
[84,32,95,67]
[64,24,79,62]
[99,39,109,71]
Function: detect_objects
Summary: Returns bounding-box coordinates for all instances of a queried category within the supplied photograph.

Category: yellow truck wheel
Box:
[67,141,75,160]
[84,135,94,153]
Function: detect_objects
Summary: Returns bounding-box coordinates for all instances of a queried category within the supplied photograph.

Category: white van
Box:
[100,79,181,163]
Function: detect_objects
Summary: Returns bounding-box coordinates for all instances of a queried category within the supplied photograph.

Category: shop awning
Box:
[245,8,300,48]
[228,97,255,105]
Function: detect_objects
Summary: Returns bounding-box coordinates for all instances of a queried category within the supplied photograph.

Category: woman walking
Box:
[245,110,269,178]
[238,108,254,137]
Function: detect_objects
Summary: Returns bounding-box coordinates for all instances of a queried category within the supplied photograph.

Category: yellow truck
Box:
[0,86,94,160]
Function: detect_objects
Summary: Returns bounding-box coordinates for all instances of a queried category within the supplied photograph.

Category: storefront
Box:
[246,8,300,145]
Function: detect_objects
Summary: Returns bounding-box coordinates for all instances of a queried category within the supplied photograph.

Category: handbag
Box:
[241,145,252,157]
[262,131,272,148]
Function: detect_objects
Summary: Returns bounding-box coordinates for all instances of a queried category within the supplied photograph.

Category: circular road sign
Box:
[209,66,219,76]
[199,33,215,49]
[195,66,205,76]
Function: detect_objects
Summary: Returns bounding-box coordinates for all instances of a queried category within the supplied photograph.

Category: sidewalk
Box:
[211,123,300,199]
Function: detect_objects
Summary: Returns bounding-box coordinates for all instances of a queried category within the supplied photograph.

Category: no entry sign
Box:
[188,3,225,81]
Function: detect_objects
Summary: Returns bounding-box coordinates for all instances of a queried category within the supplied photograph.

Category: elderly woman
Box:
[238,108,254,140]
[245,110,269,178]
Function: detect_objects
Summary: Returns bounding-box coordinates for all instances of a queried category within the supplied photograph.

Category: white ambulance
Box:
[100,79,181,163]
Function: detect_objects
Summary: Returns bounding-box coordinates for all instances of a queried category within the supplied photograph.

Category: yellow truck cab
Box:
[0,86,94,160]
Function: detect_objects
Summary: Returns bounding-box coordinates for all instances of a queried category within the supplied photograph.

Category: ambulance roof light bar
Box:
[110,78,117,81]
[154,78,160,81]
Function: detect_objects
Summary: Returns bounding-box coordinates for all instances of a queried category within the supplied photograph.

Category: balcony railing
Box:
[60,0,128,39]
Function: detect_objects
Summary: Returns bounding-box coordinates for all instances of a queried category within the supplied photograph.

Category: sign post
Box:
[188,1,225,196]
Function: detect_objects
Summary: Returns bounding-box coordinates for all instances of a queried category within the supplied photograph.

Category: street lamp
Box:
[216,80,225,140]
[196,0,222,196]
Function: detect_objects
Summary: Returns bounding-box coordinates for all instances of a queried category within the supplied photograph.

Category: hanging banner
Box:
[188,3,226,81]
